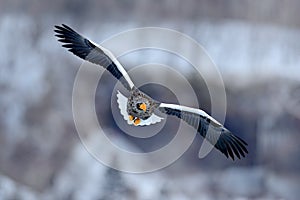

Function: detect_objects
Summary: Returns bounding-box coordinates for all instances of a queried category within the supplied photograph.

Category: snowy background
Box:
[1,0,300,199]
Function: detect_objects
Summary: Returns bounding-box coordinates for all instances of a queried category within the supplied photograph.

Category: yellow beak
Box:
[139,103,147,112]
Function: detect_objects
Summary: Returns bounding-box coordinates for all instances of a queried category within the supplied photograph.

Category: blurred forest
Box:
[0,0,300,199]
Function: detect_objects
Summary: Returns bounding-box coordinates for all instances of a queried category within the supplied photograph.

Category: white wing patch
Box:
[159,103,222,126]
[117,91,163,126]
[116,91,132,124]
[138,112,164,126]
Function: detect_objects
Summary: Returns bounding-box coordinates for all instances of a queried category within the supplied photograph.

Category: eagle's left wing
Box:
[54,24,134,90]
[158,103,248,160]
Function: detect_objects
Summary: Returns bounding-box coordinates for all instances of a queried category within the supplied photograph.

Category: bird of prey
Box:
[54,24,248,160]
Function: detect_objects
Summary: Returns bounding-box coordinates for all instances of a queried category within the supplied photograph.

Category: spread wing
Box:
[54,24,134,90]
[158,103,248,160]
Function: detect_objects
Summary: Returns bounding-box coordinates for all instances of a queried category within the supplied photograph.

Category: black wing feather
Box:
[159,107,248,160]
[54,24,131,90]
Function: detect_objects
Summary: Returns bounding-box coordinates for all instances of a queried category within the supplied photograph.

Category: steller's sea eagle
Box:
[54,24,248,160]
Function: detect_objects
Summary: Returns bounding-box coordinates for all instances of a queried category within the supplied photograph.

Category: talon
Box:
[129,115,134,121]
[134,118,141,126]
[139,103,147,112]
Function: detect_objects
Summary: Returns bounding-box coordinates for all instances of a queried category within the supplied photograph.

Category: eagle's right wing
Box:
[54,24,134,90]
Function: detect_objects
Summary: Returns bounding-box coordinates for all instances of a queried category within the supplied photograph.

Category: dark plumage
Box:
[158,107,248,160]
[127,87,160,120]
[54,24,132,90]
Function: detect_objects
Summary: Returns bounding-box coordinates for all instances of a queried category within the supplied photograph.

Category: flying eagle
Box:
[54,24,248,160]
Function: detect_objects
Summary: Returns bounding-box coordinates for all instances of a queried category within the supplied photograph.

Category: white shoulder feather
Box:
[159,103,221,126]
